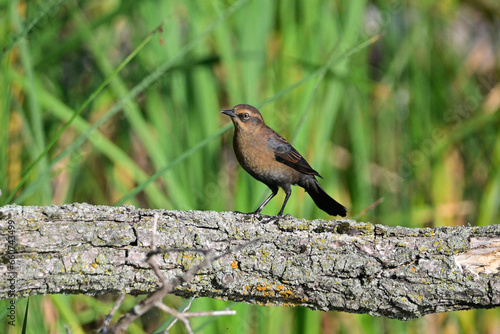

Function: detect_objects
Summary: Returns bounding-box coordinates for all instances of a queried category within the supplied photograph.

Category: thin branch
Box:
[353,197,384,219]
[181,309,237,318]
[100,294,126,334]
[164,297,195,333]
[157,303,193,334]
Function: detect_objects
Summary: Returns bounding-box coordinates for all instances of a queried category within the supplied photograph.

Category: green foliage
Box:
[1,0,499,332]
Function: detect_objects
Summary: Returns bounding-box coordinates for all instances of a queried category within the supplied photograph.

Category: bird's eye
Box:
[242,113,250,119]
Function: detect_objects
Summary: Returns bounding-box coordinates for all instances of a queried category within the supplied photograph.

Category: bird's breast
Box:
[233,130,271,171]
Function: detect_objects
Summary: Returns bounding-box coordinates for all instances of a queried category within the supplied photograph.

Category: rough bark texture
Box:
[1,203,499,320]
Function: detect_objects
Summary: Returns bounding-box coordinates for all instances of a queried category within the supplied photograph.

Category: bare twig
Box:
[157,303,193,334]
[164,297,195,333]
[100,293,126,334]
[180,309,237,318]
[353,197,384,218]
[107,213,258,333]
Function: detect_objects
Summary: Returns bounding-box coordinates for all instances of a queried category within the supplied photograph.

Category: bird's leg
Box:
[263,188,291,224]
[277,189,291,216]
[251,189,278,214]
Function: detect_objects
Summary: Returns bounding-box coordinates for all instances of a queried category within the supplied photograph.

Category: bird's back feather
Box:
[267,130,322,177]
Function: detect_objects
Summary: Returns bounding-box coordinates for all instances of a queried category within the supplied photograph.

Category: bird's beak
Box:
[221,109,236,117]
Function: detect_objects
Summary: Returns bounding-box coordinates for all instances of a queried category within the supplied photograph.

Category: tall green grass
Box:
[1,0,499,333]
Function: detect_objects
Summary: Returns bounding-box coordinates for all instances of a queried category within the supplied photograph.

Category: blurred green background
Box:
[1,0,499,333]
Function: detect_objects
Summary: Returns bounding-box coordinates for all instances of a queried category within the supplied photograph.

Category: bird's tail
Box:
[301,178,347,217]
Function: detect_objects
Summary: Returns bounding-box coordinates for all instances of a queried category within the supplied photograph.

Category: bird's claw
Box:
[234,210,262,216]
[262,215,281,224]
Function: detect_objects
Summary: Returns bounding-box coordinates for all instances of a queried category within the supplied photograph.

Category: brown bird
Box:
[221,104,347,218]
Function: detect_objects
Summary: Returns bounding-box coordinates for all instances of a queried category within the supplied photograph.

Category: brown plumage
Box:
[221,104,347,217]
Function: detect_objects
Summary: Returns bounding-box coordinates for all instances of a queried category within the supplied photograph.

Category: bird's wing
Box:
[268,133,322,178]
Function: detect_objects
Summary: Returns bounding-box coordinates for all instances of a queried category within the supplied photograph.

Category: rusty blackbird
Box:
[221,104,347,217]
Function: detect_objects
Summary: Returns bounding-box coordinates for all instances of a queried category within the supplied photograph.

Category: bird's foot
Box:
[262,215,282,224]
[234,210,262,215]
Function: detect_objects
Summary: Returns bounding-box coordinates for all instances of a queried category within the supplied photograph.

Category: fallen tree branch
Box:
[1,203,499,320]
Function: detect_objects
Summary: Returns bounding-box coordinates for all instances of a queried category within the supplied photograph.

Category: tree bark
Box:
[1,203,499,320]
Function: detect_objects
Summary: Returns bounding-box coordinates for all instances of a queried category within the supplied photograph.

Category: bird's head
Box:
[221,104,265,131]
